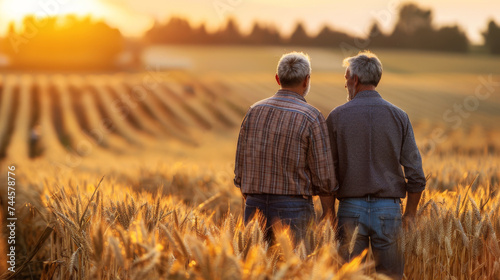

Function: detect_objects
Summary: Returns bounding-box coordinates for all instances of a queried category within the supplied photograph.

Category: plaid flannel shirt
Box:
[234,89,337,196]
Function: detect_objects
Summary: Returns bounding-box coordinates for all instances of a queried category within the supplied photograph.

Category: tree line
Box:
[1,2,499,70]
[145,3,500,55]
[0,15,123,69]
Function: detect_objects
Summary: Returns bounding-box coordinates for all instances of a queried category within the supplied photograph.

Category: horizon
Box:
[0,0,499,44]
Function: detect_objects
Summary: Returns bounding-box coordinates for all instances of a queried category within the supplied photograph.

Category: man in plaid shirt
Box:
[234,52,337,244]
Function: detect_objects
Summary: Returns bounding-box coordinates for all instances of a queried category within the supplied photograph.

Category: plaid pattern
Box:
[234,89,337,196]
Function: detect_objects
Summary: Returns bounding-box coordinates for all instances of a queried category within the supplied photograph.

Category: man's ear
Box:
[353,74,359,87]
[303,75,310,87]
[275,74,281,86]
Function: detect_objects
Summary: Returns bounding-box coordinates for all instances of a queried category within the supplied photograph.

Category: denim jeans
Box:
[244,194,315,245]
[337,197,403,279]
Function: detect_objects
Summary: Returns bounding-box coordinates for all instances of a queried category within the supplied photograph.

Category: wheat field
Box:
[1,48,500,279]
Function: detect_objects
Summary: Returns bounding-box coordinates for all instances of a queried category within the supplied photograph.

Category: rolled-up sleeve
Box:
[400,115,426,193]
[307,115,338,195]
[234,112,249,189]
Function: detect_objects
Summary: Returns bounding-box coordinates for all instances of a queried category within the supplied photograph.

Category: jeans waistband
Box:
[340,195,401,203]
[246,193,313,202]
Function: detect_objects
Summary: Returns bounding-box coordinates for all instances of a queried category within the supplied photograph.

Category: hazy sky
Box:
[0,0,499,44]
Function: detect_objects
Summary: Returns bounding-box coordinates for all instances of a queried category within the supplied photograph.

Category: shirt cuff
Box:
[234,177,241,188]
[405,182,426,193]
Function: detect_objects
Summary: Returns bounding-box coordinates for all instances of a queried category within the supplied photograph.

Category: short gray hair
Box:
[343,51,382,87]
[276,52,311,87]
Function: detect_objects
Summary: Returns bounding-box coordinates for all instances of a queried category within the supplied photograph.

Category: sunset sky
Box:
[0,0,499,44]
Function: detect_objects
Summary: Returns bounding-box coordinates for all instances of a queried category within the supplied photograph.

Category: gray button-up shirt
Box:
[326,90,426,198]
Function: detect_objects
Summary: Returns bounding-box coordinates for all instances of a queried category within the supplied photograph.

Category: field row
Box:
[0,72,499,162]
[0,72,249,161]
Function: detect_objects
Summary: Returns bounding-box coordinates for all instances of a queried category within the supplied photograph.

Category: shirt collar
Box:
[353,90,381,99]
[276,89,307,102]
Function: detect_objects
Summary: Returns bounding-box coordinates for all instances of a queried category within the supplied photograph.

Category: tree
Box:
[384,3,469,52]
[365,22,388,48]
[145,17,195,44]
[312,25,356,47]
[287,22,312,46]
[214,18,243,44]
[389,3,433,49]
[393,3,432,35]
[434,26,469,52]
[193,24,209,44]
[246,23,282,45]
[4,15,123,69]
[483,20,500,55]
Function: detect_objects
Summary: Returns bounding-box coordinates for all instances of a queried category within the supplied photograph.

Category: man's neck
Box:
[352,85,376,98]
[280,87,304,96]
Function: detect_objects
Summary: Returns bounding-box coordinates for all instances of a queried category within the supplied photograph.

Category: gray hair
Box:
[276,52,311,87]
[343,51,383,87]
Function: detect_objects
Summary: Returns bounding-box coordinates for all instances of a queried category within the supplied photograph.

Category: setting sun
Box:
[0,0,103,21]
[0,0,153,37]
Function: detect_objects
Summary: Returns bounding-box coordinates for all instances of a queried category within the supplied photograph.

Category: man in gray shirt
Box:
[326,51,426,279]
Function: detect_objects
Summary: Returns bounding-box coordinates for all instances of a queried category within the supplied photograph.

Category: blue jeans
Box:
[244,194,315,245]
[337,197,403,279]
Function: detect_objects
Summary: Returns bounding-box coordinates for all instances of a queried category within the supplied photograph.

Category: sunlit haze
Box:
[0,0,499,43]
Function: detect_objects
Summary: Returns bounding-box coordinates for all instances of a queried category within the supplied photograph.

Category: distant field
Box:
[143,46,500,74]
[144,46,500,128]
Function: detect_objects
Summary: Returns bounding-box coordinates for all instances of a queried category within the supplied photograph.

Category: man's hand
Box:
[403,191,422,228]
[240,189,247,200]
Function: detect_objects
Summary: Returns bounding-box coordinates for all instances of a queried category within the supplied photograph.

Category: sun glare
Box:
[0,0,152,37]
[1,1,38,22]
[0,0,105,22]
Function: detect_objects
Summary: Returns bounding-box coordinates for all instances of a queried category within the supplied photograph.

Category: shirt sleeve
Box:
[400,115,426,193]
[325,111,339,186]
[307,114,338,195]
[234,111,249,189]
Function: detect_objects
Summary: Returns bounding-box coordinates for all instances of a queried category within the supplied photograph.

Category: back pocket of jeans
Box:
[338,213,360,239]
[379,215,402,239]
[338,212,361,223]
